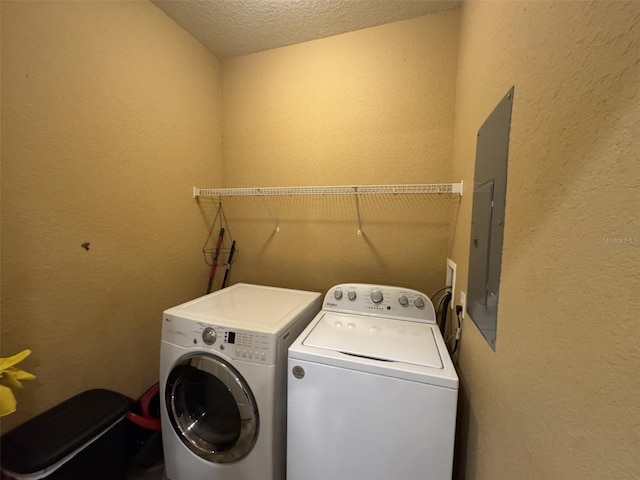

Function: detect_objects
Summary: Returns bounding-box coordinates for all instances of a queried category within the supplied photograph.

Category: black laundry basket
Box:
[0,389,132,480]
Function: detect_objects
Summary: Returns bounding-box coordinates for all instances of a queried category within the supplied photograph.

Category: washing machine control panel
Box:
[162,315,276,364]
[323,283,436,323]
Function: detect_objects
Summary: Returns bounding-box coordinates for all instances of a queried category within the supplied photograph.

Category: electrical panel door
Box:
[467,87,514,350]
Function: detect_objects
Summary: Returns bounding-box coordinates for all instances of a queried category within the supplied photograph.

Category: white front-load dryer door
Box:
[164,353,259,464]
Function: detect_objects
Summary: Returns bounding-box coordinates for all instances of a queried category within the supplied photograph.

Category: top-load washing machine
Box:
[160,283,321,480]
[287,283,459,480]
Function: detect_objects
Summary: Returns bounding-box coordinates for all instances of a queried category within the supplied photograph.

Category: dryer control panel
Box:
[322,284,436,323]
[162,314,277,364]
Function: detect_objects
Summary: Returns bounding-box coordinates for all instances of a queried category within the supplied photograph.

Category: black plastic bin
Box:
[1,389,132,480]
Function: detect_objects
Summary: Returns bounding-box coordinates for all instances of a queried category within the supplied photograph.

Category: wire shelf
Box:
[194,182,463,235]
[193,182,463,198]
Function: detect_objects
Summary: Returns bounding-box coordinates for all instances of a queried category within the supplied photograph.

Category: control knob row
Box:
[334,289,383,303]
[333,288,426,309]
[334,289,357,301]
[399,294,425,308]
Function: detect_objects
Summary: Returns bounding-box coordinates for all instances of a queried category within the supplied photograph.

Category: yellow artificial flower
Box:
[0,349,36,416]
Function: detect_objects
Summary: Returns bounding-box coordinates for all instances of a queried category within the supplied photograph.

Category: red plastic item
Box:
[126,383,161,431]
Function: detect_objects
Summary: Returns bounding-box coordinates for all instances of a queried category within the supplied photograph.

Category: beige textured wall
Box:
[1,1,222,432]
[3,2,638,478]
[451,1,640,479]
[218,12,460,295]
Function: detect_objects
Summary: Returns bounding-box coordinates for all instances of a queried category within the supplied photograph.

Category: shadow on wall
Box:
[453,374,478,480]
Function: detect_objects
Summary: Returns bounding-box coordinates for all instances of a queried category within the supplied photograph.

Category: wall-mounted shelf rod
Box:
[193,182,463,198]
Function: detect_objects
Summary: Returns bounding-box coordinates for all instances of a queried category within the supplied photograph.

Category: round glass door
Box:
[165,353,259,463]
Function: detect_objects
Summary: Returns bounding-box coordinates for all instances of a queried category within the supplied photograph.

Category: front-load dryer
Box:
[287,283,459,480]
[160,283,321,480]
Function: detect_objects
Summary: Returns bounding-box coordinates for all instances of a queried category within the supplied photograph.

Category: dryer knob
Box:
[348,290,357,301]
[398,295,409,306]
[202,327,217,345]
[414,297,426,309]
[334,289,343,300]
[371,289,383,304]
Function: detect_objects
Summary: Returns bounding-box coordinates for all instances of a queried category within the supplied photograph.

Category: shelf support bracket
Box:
[258,191,280,233]
[353,187,363,236]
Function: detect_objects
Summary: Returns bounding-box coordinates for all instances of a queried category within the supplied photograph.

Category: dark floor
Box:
[1,464,166,480]
[126,462,166,480]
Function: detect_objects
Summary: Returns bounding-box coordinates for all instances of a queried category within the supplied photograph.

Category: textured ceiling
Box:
[151,0,461,58]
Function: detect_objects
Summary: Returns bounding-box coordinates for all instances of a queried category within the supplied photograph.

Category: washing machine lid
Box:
[164,283,320,333]
[302,313,443,368]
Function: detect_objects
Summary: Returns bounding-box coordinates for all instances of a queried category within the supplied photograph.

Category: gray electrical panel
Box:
[467,87,514,350]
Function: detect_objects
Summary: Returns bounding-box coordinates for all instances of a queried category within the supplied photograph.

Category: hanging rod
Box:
[193,182,463,198]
